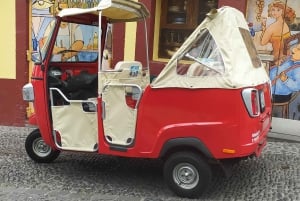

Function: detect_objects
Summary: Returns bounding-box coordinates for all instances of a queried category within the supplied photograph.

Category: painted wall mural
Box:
[247,0,300,120]
[31,0,112,67]
[31,0,101,50]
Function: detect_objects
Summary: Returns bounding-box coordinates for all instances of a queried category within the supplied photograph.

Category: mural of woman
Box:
[260,0,296,64]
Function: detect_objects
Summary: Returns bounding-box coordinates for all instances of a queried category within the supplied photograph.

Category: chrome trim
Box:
[102,83,142,109]
[22,83,34,102]
[242,88,260,117]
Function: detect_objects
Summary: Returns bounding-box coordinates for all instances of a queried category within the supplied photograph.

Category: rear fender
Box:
[151,122,224,159]
[159,137,213,159]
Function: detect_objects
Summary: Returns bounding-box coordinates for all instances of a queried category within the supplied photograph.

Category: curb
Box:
[268,132,300,143]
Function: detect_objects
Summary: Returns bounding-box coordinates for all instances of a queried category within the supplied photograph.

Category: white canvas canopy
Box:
[58,0,149,22]
[151,6,270,89]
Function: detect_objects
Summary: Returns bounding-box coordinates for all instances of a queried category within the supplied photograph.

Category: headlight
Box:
[22,83,34,102]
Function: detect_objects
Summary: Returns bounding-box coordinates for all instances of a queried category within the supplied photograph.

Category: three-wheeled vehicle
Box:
[22,0,272,198]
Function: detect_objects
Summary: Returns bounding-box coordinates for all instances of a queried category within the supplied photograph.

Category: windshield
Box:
[50,21,99,62]
[178,29,225,76]
[39,18,56,61]
[38,19,100,63]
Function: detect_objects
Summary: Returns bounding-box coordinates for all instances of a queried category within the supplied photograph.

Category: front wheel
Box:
[163,151,212,198]
[25,129,60,163]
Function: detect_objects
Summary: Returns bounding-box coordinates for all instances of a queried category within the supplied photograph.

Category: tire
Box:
[25,129,60,163]
[163,151,212,198]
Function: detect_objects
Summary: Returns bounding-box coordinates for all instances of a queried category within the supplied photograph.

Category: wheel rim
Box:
[32,137,52,157]
[173,162,199,190]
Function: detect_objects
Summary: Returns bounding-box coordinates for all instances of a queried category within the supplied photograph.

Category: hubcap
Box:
[32,137,51,157]
[173,162,199,189]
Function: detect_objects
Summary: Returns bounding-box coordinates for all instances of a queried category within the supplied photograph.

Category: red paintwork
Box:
[97,83,271,159]
[28,113,37,125]
[29,14,107,150]
[28,12,271,161]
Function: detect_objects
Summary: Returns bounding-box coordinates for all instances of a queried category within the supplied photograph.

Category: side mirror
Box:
[31,51,42,64]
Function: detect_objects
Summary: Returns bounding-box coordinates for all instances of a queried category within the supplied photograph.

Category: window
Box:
[45,21,99,62]
[157,0,218,60]
[177,29,225,76]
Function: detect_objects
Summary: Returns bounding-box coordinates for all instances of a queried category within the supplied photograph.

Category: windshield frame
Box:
[39,18,57,62]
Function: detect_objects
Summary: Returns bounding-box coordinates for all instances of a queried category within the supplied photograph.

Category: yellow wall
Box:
[124,0,138,61]
[0,1,16,79]
[124,22,137,60]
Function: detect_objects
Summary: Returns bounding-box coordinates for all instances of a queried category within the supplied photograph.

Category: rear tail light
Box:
[259,90,266,113]
[242,88,260,117]
[251,90,259,115]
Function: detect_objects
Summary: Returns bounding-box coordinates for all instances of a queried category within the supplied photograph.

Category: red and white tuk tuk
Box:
[22,0,272,198]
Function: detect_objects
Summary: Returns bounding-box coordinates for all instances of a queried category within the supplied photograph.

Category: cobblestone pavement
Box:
[0,126,299,201]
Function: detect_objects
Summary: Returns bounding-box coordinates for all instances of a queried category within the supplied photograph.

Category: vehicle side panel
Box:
[136,86,241,159]
[98,83,271,159]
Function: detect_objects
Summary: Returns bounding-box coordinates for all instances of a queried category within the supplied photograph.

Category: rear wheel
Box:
[25,129,60,163]
[163,151,212,198]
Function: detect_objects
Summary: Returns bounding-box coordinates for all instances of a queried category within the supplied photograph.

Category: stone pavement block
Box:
[0,125,299,201]
[90,194,141,201]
